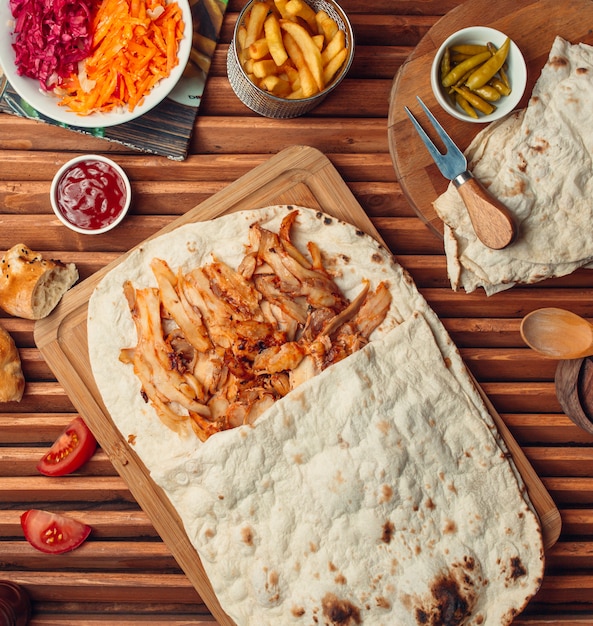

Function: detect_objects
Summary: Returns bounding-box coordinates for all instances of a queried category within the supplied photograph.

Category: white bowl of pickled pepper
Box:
[431,26,527,123]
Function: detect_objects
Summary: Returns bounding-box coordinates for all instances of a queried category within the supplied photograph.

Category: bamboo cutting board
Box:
[34,145,561,624]
[388,0,593,237]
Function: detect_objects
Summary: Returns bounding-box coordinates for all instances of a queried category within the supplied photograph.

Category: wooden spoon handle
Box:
[456,176,517,249]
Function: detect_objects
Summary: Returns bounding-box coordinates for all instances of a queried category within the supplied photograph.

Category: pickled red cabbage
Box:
[9,0,95,91]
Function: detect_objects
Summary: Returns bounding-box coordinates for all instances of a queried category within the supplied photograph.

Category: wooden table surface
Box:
[1,1,593,624]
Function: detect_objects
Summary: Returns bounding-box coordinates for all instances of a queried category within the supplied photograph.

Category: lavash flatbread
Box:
[87,206,544,624]
[434,36,593,295]
[88,206,411,461]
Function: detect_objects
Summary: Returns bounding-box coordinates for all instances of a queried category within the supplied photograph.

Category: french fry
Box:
[323,46,347,84]
[249,37,270,59]
[285,0,317,30]
[287,87,305,99]
[264,13,288,66]
[282,31,318,96]
[315,9,339,42]
[280,62,299,85]
[238,48,249,66]
[273,0,291,19]
[297,65,318,96]
[260,74,292,96]
[244,1,270,49]
[279,19,324,91]
[237,25,248,50]
[312,34,324,51]
[321,29,345,66]
[281,33,304,70]
[253,58,280,78]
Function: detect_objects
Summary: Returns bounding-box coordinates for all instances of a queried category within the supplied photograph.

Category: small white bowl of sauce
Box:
[50,155,131,235]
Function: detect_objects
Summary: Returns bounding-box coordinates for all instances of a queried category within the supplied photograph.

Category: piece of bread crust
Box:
[0,244,78,320]
[0,324,25,403]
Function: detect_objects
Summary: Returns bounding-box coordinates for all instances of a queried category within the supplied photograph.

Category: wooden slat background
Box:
[1,0,592,623]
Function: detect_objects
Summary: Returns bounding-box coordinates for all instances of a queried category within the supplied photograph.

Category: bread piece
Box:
[0,324,25,402]
[0,244,78,320]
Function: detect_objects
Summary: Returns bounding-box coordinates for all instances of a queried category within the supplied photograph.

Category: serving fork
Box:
[405,96,517,250]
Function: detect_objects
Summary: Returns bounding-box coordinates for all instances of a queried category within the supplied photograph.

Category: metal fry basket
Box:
[227,0,354,118]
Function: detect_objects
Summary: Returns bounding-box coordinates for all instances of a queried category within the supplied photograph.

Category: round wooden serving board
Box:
[388,0,593,238]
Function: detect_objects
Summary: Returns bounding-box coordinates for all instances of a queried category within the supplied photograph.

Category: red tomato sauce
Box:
[55,159,127,230]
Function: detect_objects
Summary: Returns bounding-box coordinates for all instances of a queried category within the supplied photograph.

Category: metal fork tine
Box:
[414,95,459,156]
[404,105,445,166]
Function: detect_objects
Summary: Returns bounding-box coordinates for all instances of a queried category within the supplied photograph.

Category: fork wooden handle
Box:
[456,176,518,250]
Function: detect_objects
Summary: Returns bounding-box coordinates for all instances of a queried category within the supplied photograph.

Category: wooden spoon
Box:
[520,307,593,359]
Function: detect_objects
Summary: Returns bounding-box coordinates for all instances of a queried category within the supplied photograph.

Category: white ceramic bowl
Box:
[50,155,131,235]
[431,26,527,123]
[0,0,192,128]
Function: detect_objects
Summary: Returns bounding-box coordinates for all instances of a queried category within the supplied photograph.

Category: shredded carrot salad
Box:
[58,0,185,115]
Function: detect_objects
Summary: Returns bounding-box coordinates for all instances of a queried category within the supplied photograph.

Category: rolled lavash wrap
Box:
[87,206,544,624]
[433,36,593,295]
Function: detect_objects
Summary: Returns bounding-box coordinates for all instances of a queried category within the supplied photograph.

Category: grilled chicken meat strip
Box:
[150,258,212,353]
[122,282,212,423]
[121,210,392,441]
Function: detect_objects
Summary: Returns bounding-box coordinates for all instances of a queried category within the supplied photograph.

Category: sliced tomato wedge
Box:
[37,416,97,476]
[20,509,91,554]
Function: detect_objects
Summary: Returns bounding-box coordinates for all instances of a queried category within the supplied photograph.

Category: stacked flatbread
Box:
[88,206,544,625]
[434,36,593,295]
